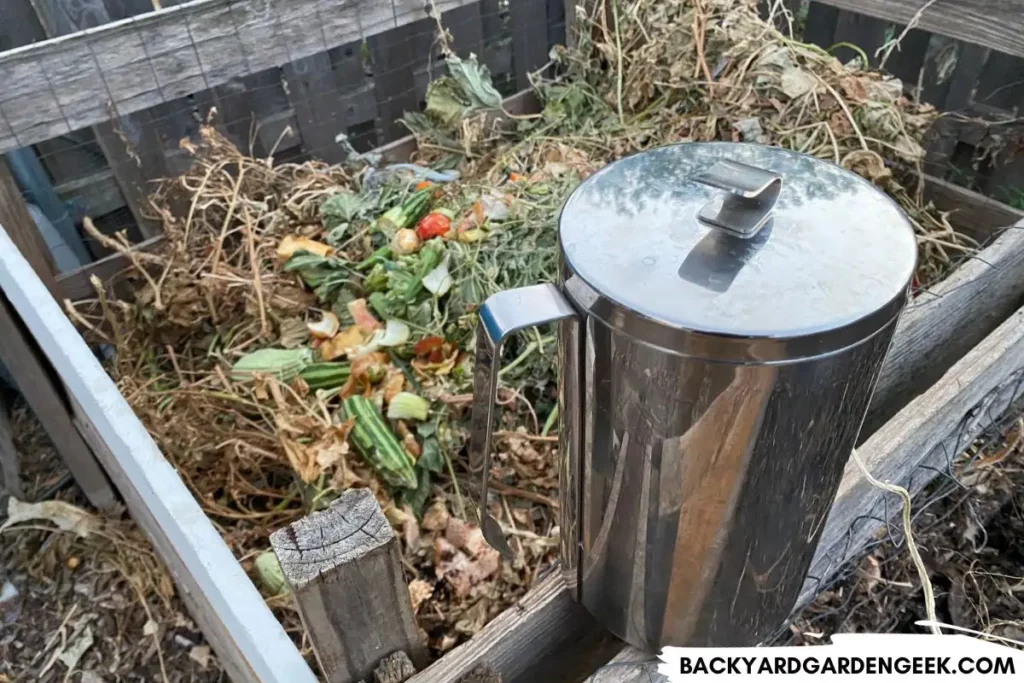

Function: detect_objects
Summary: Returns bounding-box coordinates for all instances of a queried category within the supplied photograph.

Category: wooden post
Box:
[30,0,164,238]
[0,395,23,498]
[0,158,60,299]
[271,488,427,683]
[0,292,117,511]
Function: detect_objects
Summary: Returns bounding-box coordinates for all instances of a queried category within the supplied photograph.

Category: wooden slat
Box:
[812,0,1024,60]
[0,157,59,299]
[29,0,164,237]
[800,1,840,47]
[803,301,1024,605]
[0,394,24,499]
[429,291,1024,683]
[0,0,481,154]
[921,172,1024,240]
[863,222,1024,436]
[509,0,549,90]
[283,54,349,164]
[0,225,319,683]
[406,571,620,683]
[0,292,117,511]
[369,17,433,144]
[831,10,889,66]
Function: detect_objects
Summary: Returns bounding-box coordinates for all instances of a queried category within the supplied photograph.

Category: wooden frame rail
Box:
[0,0,477,154]
[810,0,1024,59]
[0,225,319,682]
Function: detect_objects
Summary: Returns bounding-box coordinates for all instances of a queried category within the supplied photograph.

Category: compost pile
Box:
[71,0,979,659]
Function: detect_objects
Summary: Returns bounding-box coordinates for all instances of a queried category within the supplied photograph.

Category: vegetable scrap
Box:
[69,0,980,664]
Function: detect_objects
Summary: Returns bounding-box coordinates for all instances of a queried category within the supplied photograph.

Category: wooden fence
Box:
[3,1,1024,682]
[782,0,1024,205]
[0,0,566,257]
[1,0,1023,275]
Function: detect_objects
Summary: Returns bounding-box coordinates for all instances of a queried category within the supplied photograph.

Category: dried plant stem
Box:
[877,0,941,70]
[850,448,941,635]
[82,217,165,310]
[611,0,625,125]
[242,210,269,338]
[209,165,247,274]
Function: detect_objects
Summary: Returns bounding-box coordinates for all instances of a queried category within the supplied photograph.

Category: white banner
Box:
[657,628,1024,681]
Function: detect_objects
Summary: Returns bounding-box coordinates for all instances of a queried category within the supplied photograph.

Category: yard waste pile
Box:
[70,0,979,659]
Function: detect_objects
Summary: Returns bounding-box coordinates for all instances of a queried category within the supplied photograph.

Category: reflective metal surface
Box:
[562,272,899,649]
[693,159,782,238]
[470,142,919,652]
[469,283,579,560]
[558,142,917,353]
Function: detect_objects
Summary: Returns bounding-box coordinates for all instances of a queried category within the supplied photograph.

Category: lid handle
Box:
[694,160,783,238]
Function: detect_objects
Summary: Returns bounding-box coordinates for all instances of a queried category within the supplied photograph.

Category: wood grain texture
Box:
[0,292,117,511]
[30,0,165,237]
[863,221,1024,436]
[812,0,1024,59]
[509,0,549,90]
[802,302,1024,605]
[0,225,318,683]
[406,570,620,683]
[270,488,427,683]
[0,395,24,498]
[921,172,1024,240]
[0,157,59,299]
[0,0,487,153]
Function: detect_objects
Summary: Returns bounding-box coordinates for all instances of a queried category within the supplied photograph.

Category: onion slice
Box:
[422,253,453,297]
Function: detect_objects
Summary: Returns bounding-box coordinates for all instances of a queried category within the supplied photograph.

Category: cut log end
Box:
[270,488,393,588]
[373,651,417,683]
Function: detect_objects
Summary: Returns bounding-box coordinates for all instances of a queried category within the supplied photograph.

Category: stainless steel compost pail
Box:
[468,142,918,651]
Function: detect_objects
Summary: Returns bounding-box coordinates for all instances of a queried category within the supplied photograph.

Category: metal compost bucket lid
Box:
[557,142,918,362]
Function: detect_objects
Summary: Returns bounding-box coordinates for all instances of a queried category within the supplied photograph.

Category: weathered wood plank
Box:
[923,43,991,176]
[0,157,60,299]
[30,0,165,237]
[812,0,1024,60]
[0,225,319,683]
[369,17,433,144]
[509,0,549,90]
[406,571,620,683]
[0,395,24,499]
[0,292,117,511]
[0,0,443,154]
[284,54,349,164]
[803,303,1024,605]
[921,172,1024,241]
[831,10,889,67]
[800,2,839,47]
[271,489,427,683]
[863,222,1024,437]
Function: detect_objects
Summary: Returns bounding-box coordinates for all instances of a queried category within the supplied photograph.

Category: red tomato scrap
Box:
[416,212,451,240]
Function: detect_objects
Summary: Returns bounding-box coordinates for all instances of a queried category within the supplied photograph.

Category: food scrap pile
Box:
[70,0,979,660]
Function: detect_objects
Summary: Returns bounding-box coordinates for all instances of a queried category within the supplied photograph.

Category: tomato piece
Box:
[415,212,452,240]
[413,336,445,357]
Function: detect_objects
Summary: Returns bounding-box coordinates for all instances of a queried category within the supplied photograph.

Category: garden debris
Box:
[1,498,98,538]
[66,0,983,664]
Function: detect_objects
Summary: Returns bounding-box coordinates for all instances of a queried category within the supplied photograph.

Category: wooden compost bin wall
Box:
[0,0,566,261]
[784,0,1024,205]
[3,2,1024,683]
